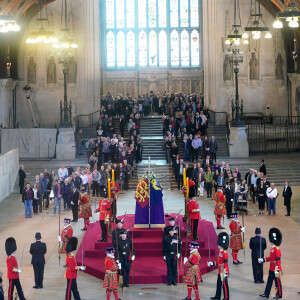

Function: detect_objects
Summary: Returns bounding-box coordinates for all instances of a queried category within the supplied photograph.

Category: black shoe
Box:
[259,294,269,298]
[103,239,108,242]
[40,285,43,289]
[121,283,126,288]
[210,297,219,300]
[97,239,104,242]
[167,282,171,286]
[259,280,264,284]
[33,286,39,289]
[285,214,290,216]
[237,260,243,264]
[126,284,129,287]
[182,298,192,300]
[219,226,225,229]
[254,281,258,284]
[81,228,87,231]
[172,282,177,286]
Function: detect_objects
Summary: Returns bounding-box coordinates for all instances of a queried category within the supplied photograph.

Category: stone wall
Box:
[0,148,19,202]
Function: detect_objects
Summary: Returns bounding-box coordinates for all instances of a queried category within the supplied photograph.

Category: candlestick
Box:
[112,170,115,187]
[183,168,186,186]
[186,177,189,198]
[108,179,111,198]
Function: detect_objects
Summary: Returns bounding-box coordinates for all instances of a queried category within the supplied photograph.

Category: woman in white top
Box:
[32,183,39,214]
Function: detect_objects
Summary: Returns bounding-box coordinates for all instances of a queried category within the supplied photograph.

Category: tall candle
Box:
[112,170,115,187]
[186,177,189,197]
[183,168,186,186]
[108,179,111,198]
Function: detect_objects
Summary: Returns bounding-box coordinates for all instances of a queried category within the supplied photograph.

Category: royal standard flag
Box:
[150,178,163,207]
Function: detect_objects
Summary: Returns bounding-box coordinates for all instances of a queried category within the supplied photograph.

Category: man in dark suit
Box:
[225,182,234,219]
[30,232,47,289]
[259,159,266,175]
[18,165,26,194]
[71,186,79,222]
[249,227,266,284]
[176,159,185,190]
[283,181,292,216]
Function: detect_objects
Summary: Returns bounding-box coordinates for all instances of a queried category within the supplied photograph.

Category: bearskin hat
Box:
[269,228,282,246]
[5,237,17,256]
[217,232,229,250]
[189,185,198,198]
[66,237,78,254]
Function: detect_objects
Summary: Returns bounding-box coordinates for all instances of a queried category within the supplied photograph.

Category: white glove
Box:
[196,209,200,212]
[177,253,180,259]
[80,266,86,271]
[184,257,188,264]
[118,263,121,269]
[116,260,119,264]
[71,201,74,205]
[132,255,135,261]
[163,256,166,260]
[17,269,22,273]
[258,258,264,263]
[94,209,97,213]
[58,236,62,242]
[241,227,245,233]
[231,199,233,202]
[207,261,214,267]
[223,273,228,278]
[106,219,109,222]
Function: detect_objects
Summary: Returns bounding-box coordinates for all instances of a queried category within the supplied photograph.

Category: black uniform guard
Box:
[71,187,79,222]
[112,220,130,250]
[225,183,234,219]
[249,227,266,284]
[30,232,47,289]
[163,227,182,286]
[163,217,179,239]
[118,229,135,287]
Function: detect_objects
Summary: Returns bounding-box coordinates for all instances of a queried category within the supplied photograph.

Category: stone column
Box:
[287,73,300,117]
[202,0,218,110]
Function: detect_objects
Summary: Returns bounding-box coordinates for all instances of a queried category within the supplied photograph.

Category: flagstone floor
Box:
[0,158,299,300]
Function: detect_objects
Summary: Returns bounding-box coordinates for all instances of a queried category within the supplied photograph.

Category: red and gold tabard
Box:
[65,253,78,279]
[103,257,119,290]
[61,225,73,254]
[79,193,92,219]
[184,251,202,285]
[214,191,226,216]
[188,199,201,220]
[96,199,111,221]
[265,246,282,272]
[216,249,229,275]
[6,255,19,280]
[229,220,242,250]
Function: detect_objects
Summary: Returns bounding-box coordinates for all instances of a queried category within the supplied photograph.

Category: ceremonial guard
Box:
[95,198,111,242]
[163,217,180,239]
[188,186,201,240]
[112,219,130,250]
[103,247,122,300]
[78,187,93,231]
[117,230,135,287]
[229,213,245,264]
[59,218,73,254]
[208,232,230,300]
[0,270,4,300]
[5,237,26,300]
[214,188,226,229]
[163,226,182,286]
[259,228,283,299]
[65,237,85,300]
[182,242,202,300]
[249,227,266,284]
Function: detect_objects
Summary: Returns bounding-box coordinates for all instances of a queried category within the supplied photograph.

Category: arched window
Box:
[104,0,201,68]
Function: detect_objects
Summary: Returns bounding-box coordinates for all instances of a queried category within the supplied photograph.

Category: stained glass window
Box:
[126,0,135,28]
[180,0,189,27]
[159,30,168,66]
[116,0,125,28]
[149,31,157,66]
[138,0,147,28]
[191,29,200,66]
[139,31,147,66]
[107,31,115,67]
[170,0,179,27]
[106,0,114,28]
[158,0,167,27]
[117,31,125,67]
[171,30,179,66]
[127,31,135,66]
[104,0,201,68]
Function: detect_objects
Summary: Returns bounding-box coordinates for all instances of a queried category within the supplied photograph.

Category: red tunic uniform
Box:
[215,249,229,275]
[103,257,119,290]
[96,199,111,221]
[79,193,93,219]
[184,251,202,285]
[65,254,78,279]
[6,256,18,280]
[188,199,201,219]
[229,220,242,250]
[265,246,282,272]
[214,191,226,216]
[61,225,73,254]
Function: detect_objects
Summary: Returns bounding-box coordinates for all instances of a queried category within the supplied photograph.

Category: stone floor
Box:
[0,155,300,300]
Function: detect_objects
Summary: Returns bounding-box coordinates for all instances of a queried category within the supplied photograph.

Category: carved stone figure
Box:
[223,55,233,81]
[249,52,259,80]
[275,53,284,80]
[47,56,56,84]
[27,57,36,84]
[67,59,77,83]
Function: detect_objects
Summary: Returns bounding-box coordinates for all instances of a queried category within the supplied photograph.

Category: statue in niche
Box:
[275,53,284,80]
[67,59,77,83]
[249,52,259,80]
[223,55,233,81]
[27,57,36,84]
[47,56,56,84]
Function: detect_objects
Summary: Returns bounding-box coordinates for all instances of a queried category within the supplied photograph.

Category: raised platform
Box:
[75,214,219,284]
